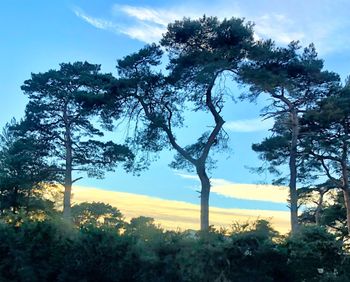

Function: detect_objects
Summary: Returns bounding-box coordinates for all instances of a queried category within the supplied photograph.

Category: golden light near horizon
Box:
[72,186,290,233]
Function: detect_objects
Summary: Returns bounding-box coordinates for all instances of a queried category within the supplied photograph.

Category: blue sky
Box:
[1,0,349,213]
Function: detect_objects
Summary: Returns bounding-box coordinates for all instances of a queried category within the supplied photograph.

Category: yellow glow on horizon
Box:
[72,186,290,234]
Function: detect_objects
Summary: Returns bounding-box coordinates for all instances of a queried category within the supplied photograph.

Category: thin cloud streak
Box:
[73,7,161,43]
[225,117,274,133]
[114,5,179,26]
[122,23,165,43]
[74,8,118,31]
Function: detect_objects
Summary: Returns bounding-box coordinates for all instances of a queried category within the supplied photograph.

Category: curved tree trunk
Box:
[197,164,211,231]
[289,110,299,234]
[136,75,223,232]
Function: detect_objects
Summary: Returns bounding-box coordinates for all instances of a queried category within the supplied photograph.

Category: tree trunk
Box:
[63,115,73,221]
[138,77,222,232]
[63,173,72,220]
[341,144,350,235]
[289,110,299,234]
[342,189,350,235]
[0,189,2,215]
[315,191,325,226]
[12,186,18,214]
[197,164,211,231]
[63,144,72,220]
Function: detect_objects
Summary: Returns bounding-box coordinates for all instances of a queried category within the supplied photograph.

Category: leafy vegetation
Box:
[1,215,349,282]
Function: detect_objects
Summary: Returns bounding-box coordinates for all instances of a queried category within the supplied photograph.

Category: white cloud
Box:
[254,14,305,45]
[73,4,241,43]
[250,7,350,54]
[73,2,350,54]
[176,173,289,204]
[210,178,289,204]
[114,5,180,26]
[111,5,201,43]
[121,23,165,44]
[74,8,118,31]
[175,172,199,180]
[224,117,274,133]
[73,7,166,44]
[108,5,304,46]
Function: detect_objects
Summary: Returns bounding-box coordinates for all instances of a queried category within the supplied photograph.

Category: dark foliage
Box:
[0,217,348,282]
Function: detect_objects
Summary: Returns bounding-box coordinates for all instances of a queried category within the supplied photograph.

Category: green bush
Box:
[284,225,343,282]
[0,218,349,282]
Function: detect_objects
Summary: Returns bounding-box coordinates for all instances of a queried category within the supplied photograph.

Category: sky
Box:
[1,0,349,230]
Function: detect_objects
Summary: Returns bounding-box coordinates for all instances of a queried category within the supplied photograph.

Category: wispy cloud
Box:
[111,4,303,45]
[176,173,199,181]
[111,4,199,43]
[254,14,305,44]
[224,117,274,133]
[73,4,240,43]
[111,3,244,43]
[73,185,290,233]
[74,8,118,31]
[210,178,288,204]
[114,5,180,26]
[253,12,350,54]
[73,7,163,43]
[73,2,350,54]
[121,23,165,43]
[176,172,289,204]
[73,4,306,46]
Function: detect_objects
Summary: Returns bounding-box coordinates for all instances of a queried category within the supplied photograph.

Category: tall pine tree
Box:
[20,62,134,220]
[240,42,339,233]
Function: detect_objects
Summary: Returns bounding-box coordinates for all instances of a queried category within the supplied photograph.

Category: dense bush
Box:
[0,219,73,282]
[59,226,139,282]
[284,226,343,282]
[0,218,349,281]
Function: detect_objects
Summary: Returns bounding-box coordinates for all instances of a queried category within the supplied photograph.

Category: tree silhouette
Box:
[0,120,57,215]
[112,16,255,230]
[302,81,350,235]
[20,62,134,220]
[241,42,340,233]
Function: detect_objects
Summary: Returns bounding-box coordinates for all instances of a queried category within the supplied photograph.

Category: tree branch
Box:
[72,177,83,184]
